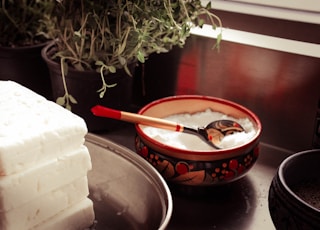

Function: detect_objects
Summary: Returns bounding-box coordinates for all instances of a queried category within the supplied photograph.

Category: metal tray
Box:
[85,133,172,230]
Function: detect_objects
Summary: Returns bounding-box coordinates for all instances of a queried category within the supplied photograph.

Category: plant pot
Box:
[41,42,134,132]
[0,43,53,100]
[132,45,183,107]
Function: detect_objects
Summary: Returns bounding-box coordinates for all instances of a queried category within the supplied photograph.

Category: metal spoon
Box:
[91,105,245,149]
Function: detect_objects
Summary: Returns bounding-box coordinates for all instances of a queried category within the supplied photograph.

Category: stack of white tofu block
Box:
[0,81,95,230]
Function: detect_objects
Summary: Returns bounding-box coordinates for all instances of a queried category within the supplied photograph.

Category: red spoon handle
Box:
[91,105,184,132]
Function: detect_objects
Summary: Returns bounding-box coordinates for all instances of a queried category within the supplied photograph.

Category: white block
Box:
[0,145,91,211]
[0,80,88,176]
[0,177,90,230]
[33,198,95,230]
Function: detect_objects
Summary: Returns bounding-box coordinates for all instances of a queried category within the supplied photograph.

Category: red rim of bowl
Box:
[135,95,262,157]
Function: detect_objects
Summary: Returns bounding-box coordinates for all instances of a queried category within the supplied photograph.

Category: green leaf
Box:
[56,96,65,106]
[213,32,222,51]
[95,61,104,66]
[137,51,145,63]
[99,90,105,98]
[74,31,81,37]
[198,19,205,27]
[66,104,72,111]
[108,66,116,73]
[68,95,78,104]
[118,56,126,66]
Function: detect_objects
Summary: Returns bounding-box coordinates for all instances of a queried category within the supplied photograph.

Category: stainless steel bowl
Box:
[85,133,172,230]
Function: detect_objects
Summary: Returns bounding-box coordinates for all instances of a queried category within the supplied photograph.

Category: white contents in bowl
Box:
[141,109,257,150]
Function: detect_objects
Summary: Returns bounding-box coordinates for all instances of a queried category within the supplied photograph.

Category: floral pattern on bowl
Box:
[135,135,259,186]
[134,95,262,186]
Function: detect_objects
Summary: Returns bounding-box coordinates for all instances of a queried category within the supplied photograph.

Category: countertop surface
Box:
[95,123,293,230]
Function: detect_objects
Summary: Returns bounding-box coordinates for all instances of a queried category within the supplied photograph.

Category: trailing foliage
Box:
[0,0,55,47]
[46,0,222,108]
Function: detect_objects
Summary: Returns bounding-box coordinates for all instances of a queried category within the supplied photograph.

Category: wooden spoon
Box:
[91,105,244,149]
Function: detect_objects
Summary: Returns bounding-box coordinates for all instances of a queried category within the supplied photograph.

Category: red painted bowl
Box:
[134,95,262,186]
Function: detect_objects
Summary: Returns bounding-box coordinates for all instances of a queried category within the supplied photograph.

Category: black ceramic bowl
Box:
[268,149,320,229]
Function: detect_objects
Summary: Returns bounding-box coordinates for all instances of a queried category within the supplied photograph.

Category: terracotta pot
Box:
[41,42,134,132]
[0,43,52,100]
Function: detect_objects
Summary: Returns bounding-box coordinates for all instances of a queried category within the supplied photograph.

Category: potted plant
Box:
[41,0,222,131]
[0,0,55,99]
